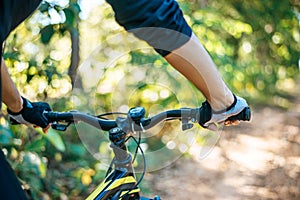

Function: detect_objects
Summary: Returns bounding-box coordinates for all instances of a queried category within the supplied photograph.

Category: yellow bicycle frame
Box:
[86,169,140,200]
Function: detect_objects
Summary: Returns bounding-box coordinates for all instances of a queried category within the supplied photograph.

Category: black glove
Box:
[7,97,51,128]
[197,100,212,128]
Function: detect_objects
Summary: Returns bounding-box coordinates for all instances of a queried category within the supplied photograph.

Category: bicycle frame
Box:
[86,127,160,200]
[86,161,140,200]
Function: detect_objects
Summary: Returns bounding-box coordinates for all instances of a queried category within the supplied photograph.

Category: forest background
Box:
[0,0,299,199]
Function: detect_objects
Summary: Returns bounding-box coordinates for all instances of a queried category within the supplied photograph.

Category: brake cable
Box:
[122,131,146,197]
[95,112,127,120]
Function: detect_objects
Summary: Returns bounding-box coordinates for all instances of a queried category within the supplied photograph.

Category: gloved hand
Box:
[198,95,249,130]
[7,97,51,131]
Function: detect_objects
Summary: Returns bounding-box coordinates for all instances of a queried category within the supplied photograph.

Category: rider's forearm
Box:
[164,33,234,111]
[106,0,234,111]
[1,58,23,112]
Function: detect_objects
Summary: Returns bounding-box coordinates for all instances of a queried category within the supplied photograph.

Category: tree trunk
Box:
[68,27,81,88]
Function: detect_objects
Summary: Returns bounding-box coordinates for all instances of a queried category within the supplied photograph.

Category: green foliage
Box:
[179,0,299,107]
[40,25,55,44]
[1,0,299,199]
[0,126,14,145]
[44,129,66,152]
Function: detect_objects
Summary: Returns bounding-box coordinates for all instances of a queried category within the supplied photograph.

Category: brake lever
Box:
[181,108,194,131]
[9,117,20,125]
[51,122,72,131]
[181,118,194,131]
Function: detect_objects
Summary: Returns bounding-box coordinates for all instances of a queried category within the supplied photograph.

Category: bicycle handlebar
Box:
[44,106,251,132]
[44,111,117,131]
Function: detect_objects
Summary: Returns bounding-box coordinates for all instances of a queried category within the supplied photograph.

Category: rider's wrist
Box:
[212,94,237,114]
[7,96,24,114]
[8,96,34,114]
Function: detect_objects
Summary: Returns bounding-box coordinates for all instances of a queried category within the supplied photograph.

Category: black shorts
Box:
[106,0,192,56]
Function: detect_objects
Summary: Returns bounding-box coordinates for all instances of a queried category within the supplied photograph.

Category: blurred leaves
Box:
[40,25,54,44]
[0,126,14,145]
[44,129,66,152]
[179,0,299,106]
[24,136,46,152]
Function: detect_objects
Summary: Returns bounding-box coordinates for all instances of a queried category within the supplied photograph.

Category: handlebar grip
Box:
[9,112,58,126]
[9,112,60,125]
[44,111,74,122]
[44,112,58,122]
[227,107,251,121]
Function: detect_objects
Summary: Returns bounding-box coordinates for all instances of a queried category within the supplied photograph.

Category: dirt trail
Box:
[150,93,300,199]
